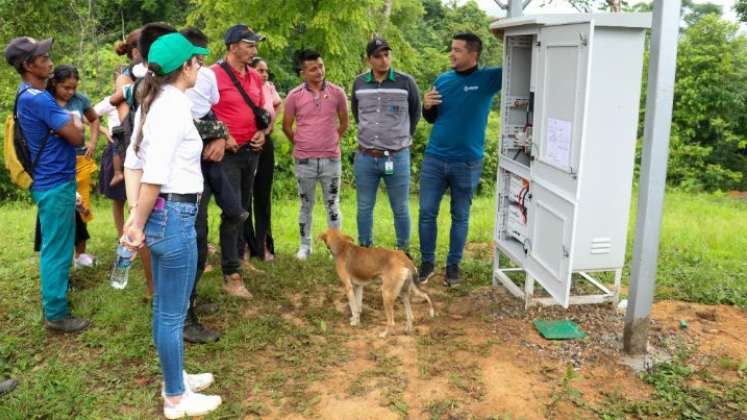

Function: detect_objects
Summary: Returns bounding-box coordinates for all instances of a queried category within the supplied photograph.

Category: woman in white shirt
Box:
[121,33,222,419]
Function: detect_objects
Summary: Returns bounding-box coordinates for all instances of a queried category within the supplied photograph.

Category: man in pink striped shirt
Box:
[282,50,349,260]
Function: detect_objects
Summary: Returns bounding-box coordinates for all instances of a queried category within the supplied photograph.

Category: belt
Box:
[159,193,200,204]
[358,146,407,158]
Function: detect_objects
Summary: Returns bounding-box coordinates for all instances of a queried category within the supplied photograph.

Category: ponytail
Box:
[132,63,181,154]
[115,28,142,61]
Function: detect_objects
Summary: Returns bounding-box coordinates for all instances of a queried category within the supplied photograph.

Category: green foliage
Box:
[1,1,746,198]
[189,0,380,94]
[614,351,747,418]
[0,0,191,200]
[736,0,747,23]
[668,15,747,191]
[681,0,723,28]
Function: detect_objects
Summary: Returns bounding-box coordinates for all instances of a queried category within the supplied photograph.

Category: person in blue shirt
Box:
[417,32,502,287]
[4,36,87,332]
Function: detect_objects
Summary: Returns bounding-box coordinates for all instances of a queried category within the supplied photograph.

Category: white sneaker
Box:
[163,389,221,419]
[184,371,214,392]
[295,246,311,261]
[162,371,215,397]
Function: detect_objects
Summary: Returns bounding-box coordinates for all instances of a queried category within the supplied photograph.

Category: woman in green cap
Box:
[120,32,222,419]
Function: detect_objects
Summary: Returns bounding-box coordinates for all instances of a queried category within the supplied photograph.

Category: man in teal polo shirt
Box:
[418,32,502,287]
[5,36,87,332]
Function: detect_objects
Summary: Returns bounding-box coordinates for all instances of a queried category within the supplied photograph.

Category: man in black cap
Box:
[207,24,267,300]
[351,37,420,254]
[5,37,87,333]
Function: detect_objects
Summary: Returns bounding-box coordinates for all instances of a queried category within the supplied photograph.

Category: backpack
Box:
[3,88,51,189]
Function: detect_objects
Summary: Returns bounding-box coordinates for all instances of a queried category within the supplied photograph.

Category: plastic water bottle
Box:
[110,244,134,289]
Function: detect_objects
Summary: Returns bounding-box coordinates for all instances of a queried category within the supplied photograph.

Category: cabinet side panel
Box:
[573,28,646,270]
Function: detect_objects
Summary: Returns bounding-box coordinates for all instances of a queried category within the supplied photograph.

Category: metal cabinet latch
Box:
[562,246,569,258]
[579,33,588,46]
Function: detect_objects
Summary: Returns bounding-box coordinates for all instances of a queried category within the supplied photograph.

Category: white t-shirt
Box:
[93,96,121,129]
[185,67,219,119]
[124,85,203,194]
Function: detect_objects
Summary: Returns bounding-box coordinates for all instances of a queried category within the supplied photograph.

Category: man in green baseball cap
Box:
[148,32,209,75]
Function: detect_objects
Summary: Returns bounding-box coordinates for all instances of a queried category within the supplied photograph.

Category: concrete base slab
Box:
[619,345,673,373]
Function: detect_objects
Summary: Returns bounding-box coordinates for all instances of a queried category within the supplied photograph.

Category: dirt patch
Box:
[242,282,746,419]
[651,300,747,358]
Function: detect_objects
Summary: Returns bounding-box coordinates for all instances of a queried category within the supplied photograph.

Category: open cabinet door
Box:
[525,182,577,307]
[525,22,593,307]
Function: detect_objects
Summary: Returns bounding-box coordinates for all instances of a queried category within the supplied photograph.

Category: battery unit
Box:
[507,204,528,246]
[509,175,529,204]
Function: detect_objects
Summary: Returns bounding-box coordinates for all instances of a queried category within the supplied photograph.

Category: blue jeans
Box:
[32,180,76,321]
[146,200,198,397]
[354,148,411,249]
[418,154,483,266]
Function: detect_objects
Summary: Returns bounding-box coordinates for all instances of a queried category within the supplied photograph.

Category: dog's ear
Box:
[318,231,328,244]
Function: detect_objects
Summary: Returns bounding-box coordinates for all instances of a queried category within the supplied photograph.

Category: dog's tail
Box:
[408,269,436,318]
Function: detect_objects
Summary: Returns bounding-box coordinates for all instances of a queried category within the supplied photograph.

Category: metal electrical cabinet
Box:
[489,14,652,308]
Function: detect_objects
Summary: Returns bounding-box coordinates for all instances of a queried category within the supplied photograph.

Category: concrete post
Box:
[507,0,524,18]
[623,0,681,355]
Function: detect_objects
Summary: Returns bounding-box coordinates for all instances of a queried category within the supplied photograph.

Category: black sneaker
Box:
[418,262,435,285]
[184,320,221,344]
[445,264,461,287]
[0,378,18,397]
[44,314,90,333]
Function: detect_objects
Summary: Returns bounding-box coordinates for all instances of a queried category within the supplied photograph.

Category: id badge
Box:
[384,159,394,175]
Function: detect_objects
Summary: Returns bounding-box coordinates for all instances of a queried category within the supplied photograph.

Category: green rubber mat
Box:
[532,319,587,340]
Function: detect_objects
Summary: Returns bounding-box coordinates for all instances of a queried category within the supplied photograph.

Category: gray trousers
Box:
[295,157,342,248]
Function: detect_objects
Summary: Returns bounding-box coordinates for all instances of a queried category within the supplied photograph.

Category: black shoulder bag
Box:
[219,61,271,130]
[13,88,52,180]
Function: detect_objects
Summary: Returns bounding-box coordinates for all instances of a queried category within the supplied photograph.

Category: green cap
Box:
[147,33,209,75]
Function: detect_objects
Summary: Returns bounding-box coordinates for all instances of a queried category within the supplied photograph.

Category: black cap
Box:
[4,37,54,68]
[224,24,266,45]
[366,37,391,57]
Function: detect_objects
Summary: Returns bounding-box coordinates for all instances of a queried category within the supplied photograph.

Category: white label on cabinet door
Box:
[545,117,572,168]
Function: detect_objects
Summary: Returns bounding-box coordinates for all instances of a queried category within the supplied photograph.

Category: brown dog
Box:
[319,228,435,337]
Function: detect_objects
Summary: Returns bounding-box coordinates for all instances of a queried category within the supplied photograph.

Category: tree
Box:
[556,0,627,12]
[188,0,383,94]
[668,15,747,190]
[681,0,722,28]
[736,0,747,22]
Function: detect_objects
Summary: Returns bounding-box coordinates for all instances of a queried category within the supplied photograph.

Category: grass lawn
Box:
[0,187,745,418]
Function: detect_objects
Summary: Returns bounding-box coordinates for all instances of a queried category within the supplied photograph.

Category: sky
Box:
[468,0,743,25]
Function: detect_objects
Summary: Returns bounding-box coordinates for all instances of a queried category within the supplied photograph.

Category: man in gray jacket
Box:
[351,37,420,253]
